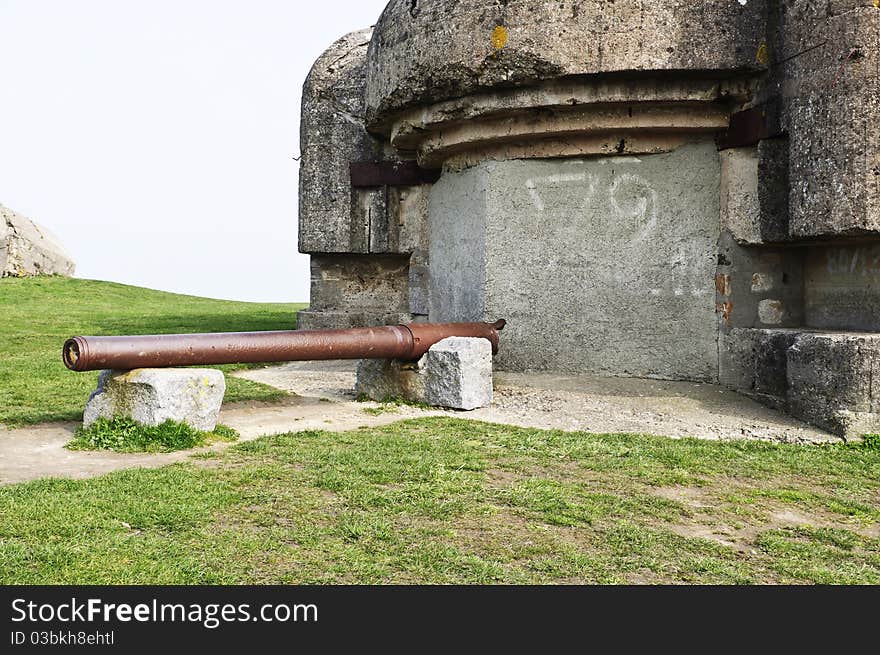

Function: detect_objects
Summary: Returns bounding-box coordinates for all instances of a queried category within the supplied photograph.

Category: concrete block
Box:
[354,337,494,410]
[720,147,762,245]
[718,141,790,246]
[780,7,880,238]
[423,337,493,410]
[755,138,790,243]
[83,368,226,431]
[431,141,722,381]
[722,328,880,439]
[719,328,798,408]
[787,333,880,440]
[306,254,411,314]
[300,254,416,330]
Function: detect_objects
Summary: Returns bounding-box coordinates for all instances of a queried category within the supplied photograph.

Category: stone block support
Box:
[83,368,226,432]
[720,328,880,440]
[355,337,493,410]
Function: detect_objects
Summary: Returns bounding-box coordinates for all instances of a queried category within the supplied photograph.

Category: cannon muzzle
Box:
[63,320,507,372]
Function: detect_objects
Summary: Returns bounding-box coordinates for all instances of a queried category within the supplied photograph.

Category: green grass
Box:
[66,416,239,453]
[0,276,306,426]
[2,417,878,584]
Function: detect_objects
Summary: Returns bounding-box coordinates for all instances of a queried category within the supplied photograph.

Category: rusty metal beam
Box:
[349,161,441,187]
[717,103,784,150]
[63,320,506,372]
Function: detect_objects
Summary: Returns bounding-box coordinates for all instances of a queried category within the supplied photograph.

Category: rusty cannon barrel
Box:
[63,320,506,372]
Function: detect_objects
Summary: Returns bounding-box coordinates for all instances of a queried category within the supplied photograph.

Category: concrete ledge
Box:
[788,333,880,440]
[84,368,226,431]
[721,328,880,440]
[355,336,493,410]
[719,328,799,409]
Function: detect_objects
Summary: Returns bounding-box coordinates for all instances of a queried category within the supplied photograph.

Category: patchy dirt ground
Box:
[242,361,835,443]
[0,361,836,484]
[0,396,443,485]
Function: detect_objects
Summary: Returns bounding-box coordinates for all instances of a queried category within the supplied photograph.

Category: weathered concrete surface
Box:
[720,327,880,439]
[297,254,413,330]
[1,204,75,277]
[431,141,722,380]
[356,337,494,410]
[427,164,488,323]
[403,100,730,169]
[390,77,752,169]
[787,332,880,440]
[805,244,880,332]
[719,328,799,409]
[720,147,761,245]
[84,368,225,431]
[298,28,381,254]
[715,232,805,331]
[772,4,880,238]
[297,26,429,256]
[487,143,722,379]
[365,0,766,126]
[756,138,791,243]
[297,28,435,329]
[720,143,790,245]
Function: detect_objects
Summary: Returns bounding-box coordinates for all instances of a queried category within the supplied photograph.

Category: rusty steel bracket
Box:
[716,102,785,150]
[349,161,442,187]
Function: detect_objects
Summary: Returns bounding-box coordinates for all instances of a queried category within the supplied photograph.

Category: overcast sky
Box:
[0,0,388,302]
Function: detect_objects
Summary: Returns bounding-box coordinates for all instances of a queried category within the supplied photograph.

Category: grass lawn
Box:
[1,418,878,584]
[0,276,305,426]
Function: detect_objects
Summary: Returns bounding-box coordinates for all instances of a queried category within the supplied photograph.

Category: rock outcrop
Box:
[1,204,75,277]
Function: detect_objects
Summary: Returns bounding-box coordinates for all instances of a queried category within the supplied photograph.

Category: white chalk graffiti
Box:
[524,172,595,212]
[608,172,658,243]
[825,247,880,276]
[520,166,708,296]
[525,169,658,240]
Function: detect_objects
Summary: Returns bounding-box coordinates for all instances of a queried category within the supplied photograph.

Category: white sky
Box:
[0,0,389,302]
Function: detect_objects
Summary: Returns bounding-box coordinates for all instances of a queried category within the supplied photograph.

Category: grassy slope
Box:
[0,277,305,426]
[1,417,878,584]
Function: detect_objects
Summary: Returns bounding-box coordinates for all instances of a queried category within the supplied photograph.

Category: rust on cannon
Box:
[63,320,507,372]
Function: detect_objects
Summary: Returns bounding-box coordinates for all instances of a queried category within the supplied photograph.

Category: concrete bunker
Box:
[298,1,880,439]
